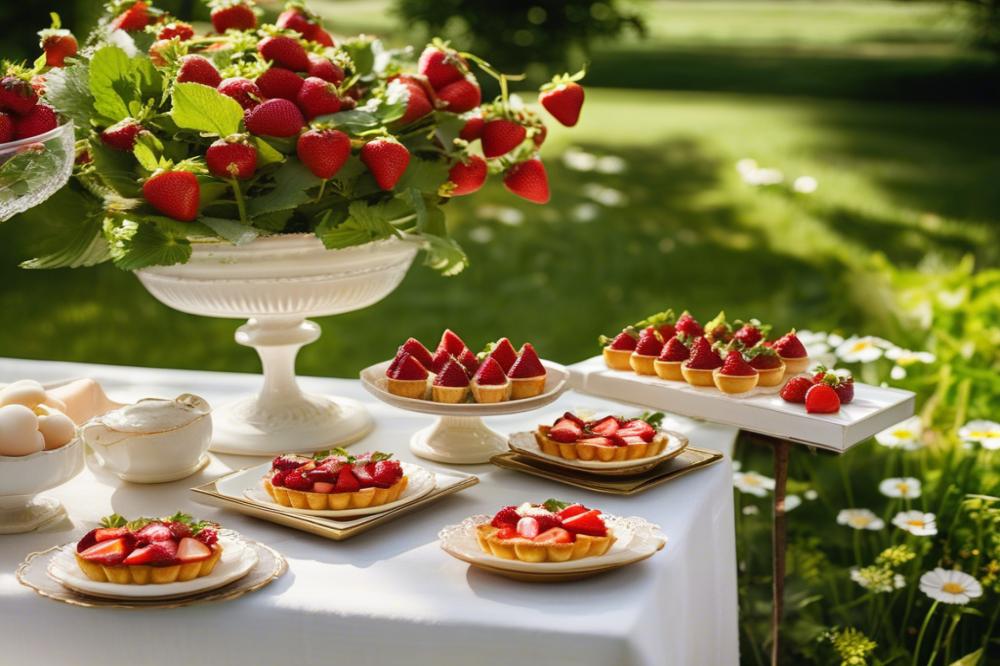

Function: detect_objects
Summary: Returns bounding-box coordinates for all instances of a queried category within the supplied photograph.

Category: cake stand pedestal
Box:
[360,360,570,464]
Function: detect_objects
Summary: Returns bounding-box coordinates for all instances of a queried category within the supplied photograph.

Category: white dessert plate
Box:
[359,360,570,416]
[508,430,688,472]
[241,461,436,517]
[439,514,666,581]
[47,534,257,600]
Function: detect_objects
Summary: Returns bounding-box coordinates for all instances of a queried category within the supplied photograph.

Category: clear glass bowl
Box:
[0,120,75,222]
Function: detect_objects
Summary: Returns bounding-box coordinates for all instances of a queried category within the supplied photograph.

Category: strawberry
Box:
[0,76,38,115]
[473,356,507,386]
[539,80,584,127]
[272,454,308,471]
[217,78,262,110]
[487,338,518,373]
[561,412,587,427]
[491,506,521,527]
[270,470,288,487]
[481,119,526,158]
[734,323,763,348]
[578,436,613,448]
[434,359,470,387]
[495,526,518,540]
[748,346,782,369]
[296,76,342,119]
[773,330,807,358]
[259,35,310,73]
[633,327,663,357]
[685,337,723,370]
[509,342,545,378]
[657,321,677,340]
[276,5,320,39]
[388,351,428,380]
[79,537,130,565]
[589,416,620,437]
[39,30,78,68]
[296,127,351,179]
[352,463,375,486]
[533,514,563,533]
[534,527,573,544]
[206,135,257,180]
[13,104,57,140]
[361,138,410,190]
[658,336,690,362]
[454,348,478,376]
[177,55,222,88]
[446,155,487,196]
[312,28,335,47]
[122,540,177,566]
[805,383,840,414]
[556,504,589,520]
[418,46,466,90]
[618,419,655,441]
[93,527,130,543]
[675,312,703,338]
[606,331,638,351]
[437,329,467,356]
[256,67,303,101]
[111,2,151,31]
[395,78,433,126]
[436,77,481,113]
[834,377,854,404]
[100,119,143,151]
[196,527,219,546]
[143,170,200,222]
[167,521,193,540]
[399,338,435,370]
[780,376,813,403]
[135,522,174,543]
[158,21,194,41]
[210,1,257,32]
[245,98,304,137]
[813,366,855,404]
[562,509,607,536]
[503,158,550,204]
[283,469,313,491]
[428,348,451,374]
[333,466,361,492]
[176,537,212,563]
[548,417,583,443]
[459,115,484,141]
[720,350,755,376]
[516,516,540,539]
[371,459,403,487]
[307,55,344,85]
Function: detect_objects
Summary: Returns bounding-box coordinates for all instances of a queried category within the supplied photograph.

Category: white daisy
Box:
[837,508,885,530]
[732,460,742,472]
[879,477,922,499]
[892,510,937,536]
[836,336,886,363]
[891,365,907,381]
[804,489,818,501]
[885,347,936,365]
[742,505,760,516]
[793,175,818,194]
[958,420,1000,450]
[733,471,775,497]
[875,416,924,450]
[784,494,802,511]
[919,568,983,605]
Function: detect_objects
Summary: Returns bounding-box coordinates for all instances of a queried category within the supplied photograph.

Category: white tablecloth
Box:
[0,358,739,666]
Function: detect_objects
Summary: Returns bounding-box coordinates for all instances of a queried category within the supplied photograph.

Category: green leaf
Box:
[16,185,111,269]
[252,209,294,232]
[316,199,401,249]
[313,109,380,134]
[395,156,450,195]
[247,160,322,218]
[132,134,160,172]
[341,37,377,77]
[252,137,285,167]
[90,141,142,198]
[640,411,665,428]
[949,649,982,666]
[542,499,570,512]
[420,231,468,276]
[43,61,94,136]
[105,219,192,270]
[433,111,467,149]
[200,216,260,245]
[170,82,244,138]
[100,514,127,528]
[88,46,135,123]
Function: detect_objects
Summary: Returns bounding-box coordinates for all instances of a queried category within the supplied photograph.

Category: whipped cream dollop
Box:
[101,398,207,433]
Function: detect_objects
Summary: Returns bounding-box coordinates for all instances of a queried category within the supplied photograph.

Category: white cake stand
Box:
[136,235,419,456]
[359,360,570,464]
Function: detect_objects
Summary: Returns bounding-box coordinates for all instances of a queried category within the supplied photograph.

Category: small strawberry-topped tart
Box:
[629,326,663,375]
[773,329,809,374]
[508,342,547,399]
[74,513,222,585]
[470,357,511,403]
[437,329,468,358]
[536,411,667,461]
[475,500,616,562]
[399,337,436,371]
[484,337,519,374]
[264,449,408,511]
[654,335,690,380]
[674,311,704,339]
[704,311,734,345]
[385,351,429,398]
[680,336,724,386]
[600,329,638,370]
[713,350,759,394]
[432,358,471,403]
[733,319,768,348]
[746,345,786,386]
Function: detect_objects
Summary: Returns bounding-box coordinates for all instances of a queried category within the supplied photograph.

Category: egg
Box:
[0,404,44,456]
[42,395,68,413]
[0,379,47,409]
[35,405,77,450]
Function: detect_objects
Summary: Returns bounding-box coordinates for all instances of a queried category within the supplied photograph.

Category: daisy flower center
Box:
[893,429,914,439]
[942,582,965,594]
[907,519,926,528]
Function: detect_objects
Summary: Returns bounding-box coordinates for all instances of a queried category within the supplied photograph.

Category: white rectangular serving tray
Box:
[568,356,915,453]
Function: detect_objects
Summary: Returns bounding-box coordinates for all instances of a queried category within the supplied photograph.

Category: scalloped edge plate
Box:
[507,429,688,473]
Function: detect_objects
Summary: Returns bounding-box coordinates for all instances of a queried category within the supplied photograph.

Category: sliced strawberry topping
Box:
[434,359,470,387]
[488,338,518,374]
[548,417,583,442]
[437,329,467,356]
[509,342,546,378]
[556,504,589,520]
[496,526,519,540]
[618,419,655,442]
[473,357,508,385]
[123,539,178,566]
[534,514,563,532]
[658,336,690,362]
[562,509,607,537]
[561,412,586,427]
[429,348,452,374]
[675,312,703,338]
[371,459,403,487]
[633,327,663,356]
[176,537,211,563]
[491,505,520,527]
[313,482,335,493]
[534,527,573,543]
[588,416,620,437]
[720,350,756,376]
[578,436,613,447]
[773,330,807,358]
[283,470,313,491]
[334,466,361,492]
[685,337,723,370]
[79,537,130,565]
[457,348,479,376]
[272,454,309,471]
[93,527,129,543]
[606,331,638,351]
[388,351,429,380]
[400,338,435,370]
[135,522,173,543]
[352,463,375,486]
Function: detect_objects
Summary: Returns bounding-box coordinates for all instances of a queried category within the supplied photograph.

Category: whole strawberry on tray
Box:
[780,365,854,414]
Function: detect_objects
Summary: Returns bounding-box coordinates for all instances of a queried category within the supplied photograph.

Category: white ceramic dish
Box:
[507,430,688,471]
[47,534,257,600]
[241,461,436,517]
[0,437,85,534]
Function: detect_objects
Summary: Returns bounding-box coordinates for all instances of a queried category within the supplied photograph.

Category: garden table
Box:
[0,357,740,666]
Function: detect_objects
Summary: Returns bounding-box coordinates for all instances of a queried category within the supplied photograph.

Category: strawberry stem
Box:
[314,179,327,203]
[231,178,248,225]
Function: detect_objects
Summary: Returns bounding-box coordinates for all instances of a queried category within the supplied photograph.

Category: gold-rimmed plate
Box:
[17,538,286,609]
[507,429,689,476]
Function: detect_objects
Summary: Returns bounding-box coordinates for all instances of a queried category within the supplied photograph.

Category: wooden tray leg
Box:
[770,437,790,666]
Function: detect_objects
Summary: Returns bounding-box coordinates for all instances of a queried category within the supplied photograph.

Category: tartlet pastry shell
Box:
[629,353,657,376]
[653,359,684,381]
[603,347,633,371]
[75,545,223,584]
[471,380,511,403]
[680,365,716,387]
[779,355,809,374]
[712,368,759,394]
[754,363,786,387]
[264,476,408,510]
[432,384,469,403]
[475,524,616,562]
[386,377,427,399]
[535,427,668,462]
[510,375,546,399]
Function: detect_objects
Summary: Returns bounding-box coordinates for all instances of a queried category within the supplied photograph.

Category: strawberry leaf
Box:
[200,216,260,245]
[247,160,321,218]
[543,499,570,512]
[99,514,127,528]
[170,82,244,138]
[640,411,665,428]
[42,60,94,136]
[18,185,110,269]
[104,219,193,270]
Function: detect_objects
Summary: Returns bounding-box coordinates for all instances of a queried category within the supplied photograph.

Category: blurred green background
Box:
[1,0,997,377]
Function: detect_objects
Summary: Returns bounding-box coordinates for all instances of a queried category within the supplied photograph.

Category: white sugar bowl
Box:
[0,437,85,534]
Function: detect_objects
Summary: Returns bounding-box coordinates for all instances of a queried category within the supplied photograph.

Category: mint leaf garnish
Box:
[543,499,570,512]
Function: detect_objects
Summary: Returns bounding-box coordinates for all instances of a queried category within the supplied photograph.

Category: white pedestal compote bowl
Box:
[136,235,419,456]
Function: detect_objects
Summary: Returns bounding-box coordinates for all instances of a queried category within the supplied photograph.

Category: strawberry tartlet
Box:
[485,337,518,374]
[536,412,667,461]
[629,326,663,376]
[747,345,786,386]
[680,336,723,386]
[601,330,637,370]
[476,500,616,562]
[432,358,471,403]
[386,351,428,398]
[264,450,407,511]
[653,336,690,381]
[471,356,511,403]
[773,330,810,374]
[508,342,547,399]
[713,350,759,394]
[674,311,703,338]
